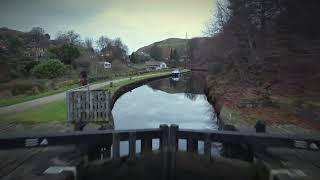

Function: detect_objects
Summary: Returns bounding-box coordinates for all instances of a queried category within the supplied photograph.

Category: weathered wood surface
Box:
[1,126,319,151]
[0,123,78,180]
[0,146,78,180]
[1,124,320,180]
[67,90,111,124]
[85,152,256,180]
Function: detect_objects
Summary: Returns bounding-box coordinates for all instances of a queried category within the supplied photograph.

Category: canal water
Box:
[111,72,221,156]
[112,72,218,130]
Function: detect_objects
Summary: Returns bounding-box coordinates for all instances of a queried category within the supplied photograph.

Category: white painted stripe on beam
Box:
[44,166,77,180]
[271,169,307,178]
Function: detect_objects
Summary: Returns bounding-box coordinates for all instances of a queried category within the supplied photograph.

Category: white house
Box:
[103,62,111,69]
[98,61,111,69]
[145,61,167,70]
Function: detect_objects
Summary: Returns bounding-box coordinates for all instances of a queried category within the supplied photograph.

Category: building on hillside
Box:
[24,40,49,59]
[97,61,112,69]
[179,55,190,62]
[0,40,7,51]
[145,60,167,70]
[100,47,113,59]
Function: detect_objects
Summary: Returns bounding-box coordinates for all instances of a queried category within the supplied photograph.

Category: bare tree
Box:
[29,27,46,42]
[84,37,94,50]
[96,36,110,51]
[30,27,45,36]
[204,0,231,36]
[113,38,128,56]
[56,30,82,45]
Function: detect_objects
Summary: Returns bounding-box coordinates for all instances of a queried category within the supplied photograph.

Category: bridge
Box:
[0,124,319,180]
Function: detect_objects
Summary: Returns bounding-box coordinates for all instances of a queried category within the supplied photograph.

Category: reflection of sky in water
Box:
[112,85,217,130]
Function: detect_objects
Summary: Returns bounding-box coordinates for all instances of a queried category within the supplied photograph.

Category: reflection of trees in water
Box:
[169,78,178,88]
[147,79,164,92]
[184,92,198,101]
[205,102,217,124]
[183,72,206,101]
[147,72,207,98]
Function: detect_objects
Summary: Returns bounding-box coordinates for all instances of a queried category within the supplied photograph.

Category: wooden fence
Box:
[66,90,111,124]
[1,124,319,152]
[1,124,320,180]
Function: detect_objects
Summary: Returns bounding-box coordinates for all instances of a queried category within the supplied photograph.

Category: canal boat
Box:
[171,69,181,78]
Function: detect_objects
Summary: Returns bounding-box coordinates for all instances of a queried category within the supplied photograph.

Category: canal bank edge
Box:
[109,70,190,111]
[204,75,320,180]
[204,74,320,135]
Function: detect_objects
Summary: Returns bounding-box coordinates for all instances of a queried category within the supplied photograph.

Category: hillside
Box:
[136,38,188,60]
[204,0,320,134]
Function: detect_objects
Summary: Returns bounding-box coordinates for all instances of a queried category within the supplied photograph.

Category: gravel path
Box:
[0,74,160,114]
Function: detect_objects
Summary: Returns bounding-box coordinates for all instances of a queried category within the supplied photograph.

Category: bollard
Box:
[129,132,136,161]
[160,124,169,180]
[169,124,178,180]
[255,120,266,133]
[112,133,120,161]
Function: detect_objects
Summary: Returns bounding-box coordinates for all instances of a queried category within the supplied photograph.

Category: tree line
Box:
[0,27,129,81]
[204,0,320,85]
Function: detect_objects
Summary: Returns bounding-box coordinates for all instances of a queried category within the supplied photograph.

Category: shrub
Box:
[31,59,66,79]
[0,80,47,96]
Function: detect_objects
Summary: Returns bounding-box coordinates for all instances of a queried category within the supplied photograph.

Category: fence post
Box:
[204,133,211,160]
[255,120,266,133]
[187,136,198,153]
[66,91,71,123]
[160,124,169,180]
[141,135,152,154]
[169,124,178,180]
[112,133,120,161]
[129,132,136,161]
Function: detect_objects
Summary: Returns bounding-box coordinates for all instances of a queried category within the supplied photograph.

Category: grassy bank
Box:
[0,84,79,107]
[0,69,175,107]
[0,70,185,124]
[0,100,67,124]
[102,70,189,93]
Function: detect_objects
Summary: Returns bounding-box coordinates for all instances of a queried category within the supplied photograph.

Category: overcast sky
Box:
[0,0,215,52]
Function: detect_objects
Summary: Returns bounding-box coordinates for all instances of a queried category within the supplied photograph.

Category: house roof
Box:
[98,61,111,64]
[145,60,165,66]
[38,40,49,48]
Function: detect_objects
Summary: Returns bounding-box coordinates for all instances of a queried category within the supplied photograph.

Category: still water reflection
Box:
[110,72,220,156]
[112,72,218,130]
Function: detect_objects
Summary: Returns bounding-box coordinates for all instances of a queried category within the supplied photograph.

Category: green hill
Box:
[136,38,189,61]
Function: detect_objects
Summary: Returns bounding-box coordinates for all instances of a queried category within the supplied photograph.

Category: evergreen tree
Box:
[170,48,174,60]
[172,49,179,61]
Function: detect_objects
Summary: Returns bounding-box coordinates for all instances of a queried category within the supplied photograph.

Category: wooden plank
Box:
[178,129,320,151]
[129,132,136,160]
[86,90,90,121]
[94,92,98,121]
[141,136,152,154]
[0,127,319,152]
[160,124,169,180]
[169,125,178,180]
[112,133,120,161]
[66,92,71,123]
[76,92,81,122]
[204,133,211,159]
[187,136,198,153]
[160,125,169,152]
[66,90,112,123]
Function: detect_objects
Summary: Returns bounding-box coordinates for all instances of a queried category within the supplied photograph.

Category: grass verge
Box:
[103,70,185,93]
[0,84,79,107]
[0,69,180,107]
[1,70,188,124]
[0,100,67,124]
